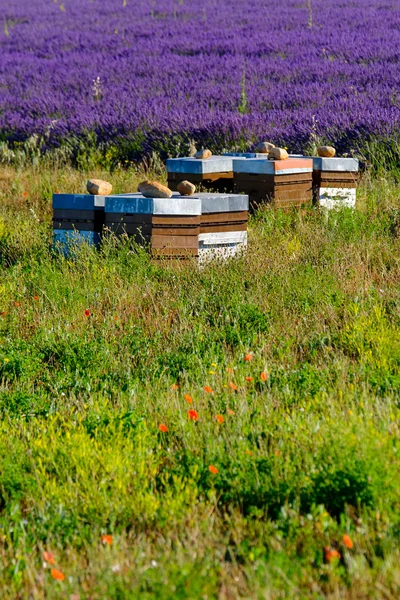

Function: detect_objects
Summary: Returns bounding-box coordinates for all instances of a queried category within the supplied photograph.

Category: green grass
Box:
[0,164,399,598]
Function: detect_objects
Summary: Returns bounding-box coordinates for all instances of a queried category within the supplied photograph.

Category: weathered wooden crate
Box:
[233,158,313,211]
[52,193,105,254]
[309,157,359,208]
[166,156,234,192]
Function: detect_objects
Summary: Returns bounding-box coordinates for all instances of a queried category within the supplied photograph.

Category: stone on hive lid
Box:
[138,180,173,199]
[87,179,112,196]
[177,181,196,196]
[255,141,275,154]
[194,149,212,159]
[317,146,336,158]
[268,148,289,161]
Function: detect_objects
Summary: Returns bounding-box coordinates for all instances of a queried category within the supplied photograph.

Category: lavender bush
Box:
[1,0,400,161]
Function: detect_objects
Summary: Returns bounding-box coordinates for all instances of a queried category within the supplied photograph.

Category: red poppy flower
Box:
[208,465,218,474]
[324,547,341,562]
[51,568,65,581]
[226,367,234,373]
[33,295,39,301]
[171,383,179,390]
[85,309,91,317]
[343,534,353,549]
[244,353,253,361]
[215,414,224,424]
[203,385,213,393]
[227,409,235,415]
[245,376,253,382]
[14,302,21,307]
[0,312,7,317]
[101,534,113,546]
[159,424,168,433]
[228,381,238,391]
[23,191,28,198]
[188,409,199,421]
[43,551,55,565]
[184,394,193,404]
[260,371,268,381]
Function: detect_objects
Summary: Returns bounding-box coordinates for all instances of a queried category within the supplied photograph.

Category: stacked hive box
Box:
[52,193,105,254]
[233,157,313,210]
[166,156,234,192]
[104,194,201,258]
[195,192,248,262]
[309,157,359,208]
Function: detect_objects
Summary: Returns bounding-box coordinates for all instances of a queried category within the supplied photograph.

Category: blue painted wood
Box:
[52,194,106,210]
[53,229,101,255]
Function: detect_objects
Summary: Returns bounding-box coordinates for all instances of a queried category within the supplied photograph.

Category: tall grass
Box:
[0,165,399,598]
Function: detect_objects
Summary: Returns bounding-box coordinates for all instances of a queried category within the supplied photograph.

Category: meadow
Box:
[0,164,399,598]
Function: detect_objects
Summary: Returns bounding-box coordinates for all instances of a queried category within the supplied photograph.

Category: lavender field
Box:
[2,0,400,159]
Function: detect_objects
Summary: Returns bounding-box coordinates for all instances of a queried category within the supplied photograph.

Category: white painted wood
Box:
[319,187,356,209]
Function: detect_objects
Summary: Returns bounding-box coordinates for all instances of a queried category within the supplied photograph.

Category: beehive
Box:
[233,158,313,210]
[195,192,248,262]
[104,194,201,258]
[310,157,359,208]
[166,156,234,192]
[52,193,105,254]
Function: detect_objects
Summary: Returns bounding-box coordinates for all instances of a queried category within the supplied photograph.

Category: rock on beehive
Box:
[87,179,113,196]
[317,146,336,158]
[138,180,173,199]
[194,149,212,159]
[255,141,275,154]
[177,180,196,196]
[268,148,289,161]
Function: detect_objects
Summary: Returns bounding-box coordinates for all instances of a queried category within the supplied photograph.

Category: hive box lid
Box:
[303,157,359,172]
[166,156,233,174]
[194,192,248,213]
[233,158,313,175]
[52,194,106,210]
[105,193,201,215]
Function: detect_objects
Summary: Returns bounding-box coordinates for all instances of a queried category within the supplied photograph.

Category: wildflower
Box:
[85,309,91,317]
[43,551,55,565]
[343,534,353,549]
[228,381,238,391]
[14,302,21,307]
[184,394,193,404]
[101,534,113,546]
[215,414,224,424]
[55,190,61,194]
[211,363,217,367]
[33,295,39,301]
[171,383,179,390]
[244,353,253,361]
[260,371,268,381]
[324,547,341,562]
[226,367,234,373]
[23,191,28,198]
[208,465,218,474]
[51,568,65,581]
[159,424,168,433]
[227,409,235,415]
[209,371,215,375]
[275,449,281,457]
[188,409,199,421]
[245,376,253,382]
[204,385,213,393]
